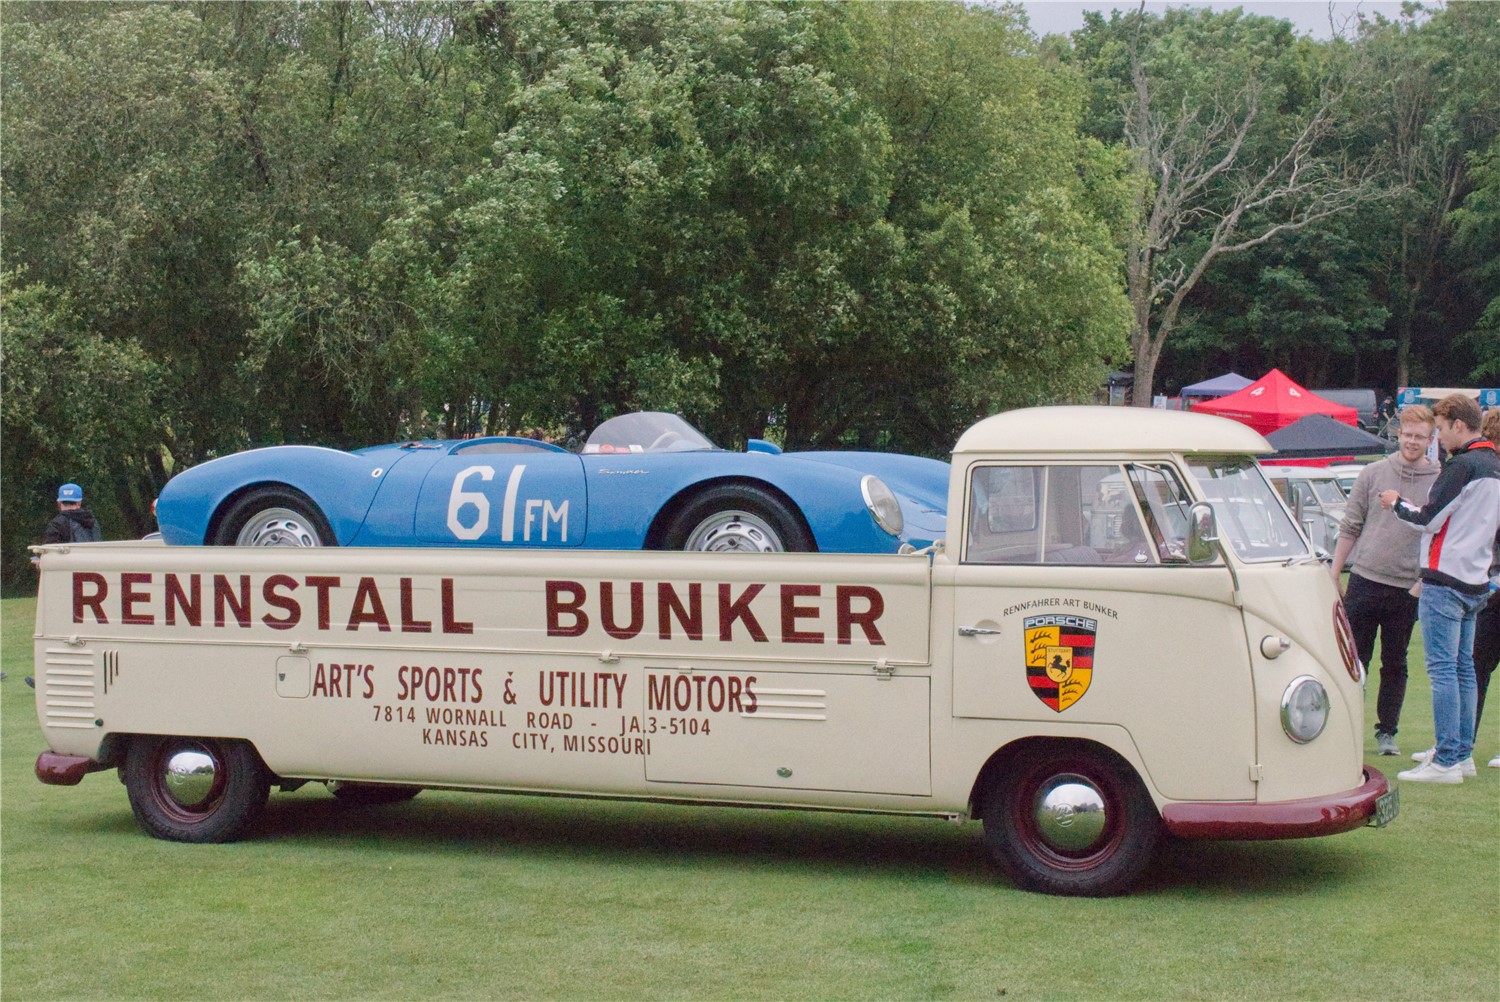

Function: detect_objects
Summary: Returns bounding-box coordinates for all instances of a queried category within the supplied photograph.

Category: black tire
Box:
[329,782,423,805]
[659,484,815,553]
[123,736,270,843]
[212,487,335,547]
[981,744,1159,897]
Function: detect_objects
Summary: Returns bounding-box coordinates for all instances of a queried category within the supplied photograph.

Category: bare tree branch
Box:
[1119,25,1389,404]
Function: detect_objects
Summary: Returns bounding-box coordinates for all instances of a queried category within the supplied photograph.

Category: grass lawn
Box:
[2,594,1497,1000]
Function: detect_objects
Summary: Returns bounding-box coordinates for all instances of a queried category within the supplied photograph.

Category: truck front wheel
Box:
[123,736,270,843]
[982,745,1159,896]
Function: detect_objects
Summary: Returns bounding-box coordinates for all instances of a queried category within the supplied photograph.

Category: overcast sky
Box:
[1016,1,1422,38]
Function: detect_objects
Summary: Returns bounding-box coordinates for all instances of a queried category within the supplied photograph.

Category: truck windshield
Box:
[1188,457,1310,562]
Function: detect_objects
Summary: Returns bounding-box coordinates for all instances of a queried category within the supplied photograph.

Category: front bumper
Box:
[1161,766,1394,840]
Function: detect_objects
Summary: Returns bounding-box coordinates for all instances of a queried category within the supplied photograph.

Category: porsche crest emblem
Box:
[1024,615,1096,712]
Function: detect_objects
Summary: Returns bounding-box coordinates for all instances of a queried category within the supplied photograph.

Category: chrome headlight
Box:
[1280,675,1328,744]
[861,475,904,537]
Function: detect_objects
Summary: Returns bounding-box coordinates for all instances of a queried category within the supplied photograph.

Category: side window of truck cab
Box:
[1122,464,1195,563]
[965,464,1190,566]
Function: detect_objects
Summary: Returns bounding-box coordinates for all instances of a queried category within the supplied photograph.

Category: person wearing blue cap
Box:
[42,482,103,545]
[22,484,104,686]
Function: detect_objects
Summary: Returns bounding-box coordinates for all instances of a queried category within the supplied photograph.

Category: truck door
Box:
[947,462,1257,801]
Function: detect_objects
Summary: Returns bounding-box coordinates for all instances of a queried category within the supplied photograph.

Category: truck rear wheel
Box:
[981,744,1159,896]
[123,736,270,843]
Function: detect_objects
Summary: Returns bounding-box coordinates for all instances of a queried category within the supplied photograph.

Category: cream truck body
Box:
[32,407,1394,896]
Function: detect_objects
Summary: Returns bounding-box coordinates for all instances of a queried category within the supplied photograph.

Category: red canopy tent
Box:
[1189,369,1358,435]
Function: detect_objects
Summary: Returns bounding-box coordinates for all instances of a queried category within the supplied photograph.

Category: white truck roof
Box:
[953,405,1273,457]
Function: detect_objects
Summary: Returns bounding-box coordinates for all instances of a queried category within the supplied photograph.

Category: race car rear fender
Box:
[158,446,412,545]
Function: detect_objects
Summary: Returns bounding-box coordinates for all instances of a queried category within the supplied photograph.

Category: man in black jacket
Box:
[42,482,102,544]
[27,483,103,688]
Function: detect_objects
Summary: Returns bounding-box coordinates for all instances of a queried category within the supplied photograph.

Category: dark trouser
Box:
[1344,572,1418,737]
[1474,593,1499,734]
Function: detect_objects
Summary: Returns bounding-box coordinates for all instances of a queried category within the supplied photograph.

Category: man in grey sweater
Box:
[1330,405,1439,756]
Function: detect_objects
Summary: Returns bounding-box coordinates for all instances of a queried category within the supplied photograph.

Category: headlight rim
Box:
[860,475,904,537]
[1280,674,1329,744]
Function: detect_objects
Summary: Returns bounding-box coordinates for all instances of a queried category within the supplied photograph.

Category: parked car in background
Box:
[155,412,950,555]
[1260,464,1349,558]
[1328,463,1369,495]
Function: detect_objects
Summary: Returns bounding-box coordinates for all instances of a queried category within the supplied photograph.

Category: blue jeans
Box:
[1418,583,1486,766]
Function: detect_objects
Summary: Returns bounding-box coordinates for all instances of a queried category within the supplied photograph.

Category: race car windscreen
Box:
[583,412,718,454]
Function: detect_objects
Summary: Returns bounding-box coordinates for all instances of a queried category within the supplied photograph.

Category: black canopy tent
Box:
[1264,414,1390,460]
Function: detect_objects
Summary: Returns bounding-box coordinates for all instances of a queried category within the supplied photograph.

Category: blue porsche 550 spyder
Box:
[155,412,950,554]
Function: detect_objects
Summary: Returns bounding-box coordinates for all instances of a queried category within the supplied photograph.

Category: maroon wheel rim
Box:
[147,741,230,824]
[1010,761,1126,872]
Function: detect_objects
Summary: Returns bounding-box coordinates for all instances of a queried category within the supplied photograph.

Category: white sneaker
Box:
[1489,754,1500,769]
[1397,758,1464,784]
[1408,747,1477,776]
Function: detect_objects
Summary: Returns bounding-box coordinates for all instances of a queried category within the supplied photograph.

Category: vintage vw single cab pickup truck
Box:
[31,406,1395,896]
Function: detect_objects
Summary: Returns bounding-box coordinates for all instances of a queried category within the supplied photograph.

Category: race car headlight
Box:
[861,476,904,537]
[1280,675,1329,744]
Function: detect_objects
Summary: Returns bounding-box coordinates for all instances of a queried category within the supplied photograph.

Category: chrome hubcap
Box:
[684,511,784,552]
[1032,774,1108,852]
[163,748,218,809]
[236,508,322,547]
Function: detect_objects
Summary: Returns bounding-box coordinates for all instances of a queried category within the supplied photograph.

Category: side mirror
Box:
[1187,502,1220,564]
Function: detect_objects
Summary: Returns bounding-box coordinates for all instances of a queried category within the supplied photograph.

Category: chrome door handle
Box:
[958,626,1001,636]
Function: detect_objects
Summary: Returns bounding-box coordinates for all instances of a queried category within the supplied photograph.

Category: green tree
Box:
[826,2,1132,443]
[1,2,250,556]
[1068,7,1382,404]
[0,277,161,589]
[1353,2,1500,388]
[442,2,1129,450]
[228,1,509,444]
[1168,219,1392,388]
[1,1,492,584]
[1,0,1135,587]
[1449,137,1500,381]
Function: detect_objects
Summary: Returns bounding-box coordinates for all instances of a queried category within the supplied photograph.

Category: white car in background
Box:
[1328,463,1369,495]
[1260,464,1349,558]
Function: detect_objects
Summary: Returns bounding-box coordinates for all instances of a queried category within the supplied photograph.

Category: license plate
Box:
[1369,787,1399,828]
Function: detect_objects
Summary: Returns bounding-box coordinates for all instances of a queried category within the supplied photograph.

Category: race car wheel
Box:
[661,485,814,553]
[329,781,423,805]
[981,743,1159,897]
[213,487,334,547]
[123,736,270,843]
